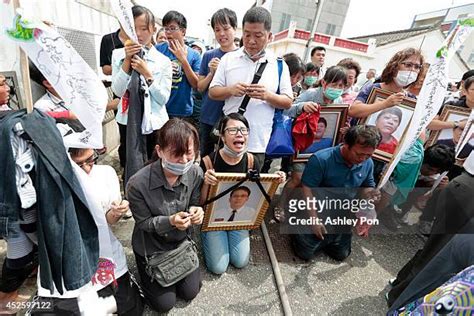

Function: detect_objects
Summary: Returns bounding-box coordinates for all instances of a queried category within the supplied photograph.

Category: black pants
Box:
[199,122,217,158]
[389,231,474,312]
[134,252,201,313]
[30,272,143,316]
[118,123,157,168]
[0,249,38,293]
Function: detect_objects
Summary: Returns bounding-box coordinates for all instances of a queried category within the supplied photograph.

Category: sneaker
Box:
[388,277,397,287]
[418,220,432,235]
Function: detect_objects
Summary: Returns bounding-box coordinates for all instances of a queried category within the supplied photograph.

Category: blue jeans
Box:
[201,230,250,274]
[292,233,352,261]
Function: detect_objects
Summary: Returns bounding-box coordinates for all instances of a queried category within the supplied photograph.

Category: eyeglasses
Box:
[76,152,99,169]
[224,127,250,135]
[400,62,422,71]
[164,26,181,33]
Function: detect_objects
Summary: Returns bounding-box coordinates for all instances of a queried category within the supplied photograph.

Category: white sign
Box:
[111,0,138,43]
[2,12,107,149]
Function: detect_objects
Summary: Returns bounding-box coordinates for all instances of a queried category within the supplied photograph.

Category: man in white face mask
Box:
[208,6,294,170]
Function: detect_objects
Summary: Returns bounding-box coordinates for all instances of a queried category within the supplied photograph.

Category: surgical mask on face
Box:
[244,48,266,60]
[394,70,418,87]
[222,143,247,158]
[304,76,318,86]
[324,87,343,100]
[162,157,194,175]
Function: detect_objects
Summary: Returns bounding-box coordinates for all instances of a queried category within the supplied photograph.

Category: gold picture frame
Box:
[426,105,473,166]
[201,173,280,232]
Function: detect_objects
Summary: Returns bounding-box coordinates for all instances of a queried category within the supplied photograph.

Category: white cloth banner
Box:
[378,19,474,188]
[1,10,107,149]
[111,0,138,43]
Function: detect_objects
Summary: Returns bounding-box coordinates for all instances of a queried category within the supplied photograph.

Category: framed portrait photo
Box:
[201,173,280,232]
[426,105,473,165]
[359,88,416,162]
[293,105,349,163]
[0,71,23,110]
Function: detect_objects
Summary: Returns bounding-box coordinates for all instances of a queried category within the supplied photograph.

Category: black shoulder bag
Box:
[210,61,268,139]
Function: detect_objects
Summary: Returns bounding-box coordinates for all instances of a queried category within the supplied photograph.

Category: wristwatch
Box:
[146,78,154,86]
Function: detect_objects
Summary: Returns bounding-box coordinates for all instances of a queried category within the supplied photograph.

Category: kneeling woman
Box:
[127,119,204,313]
[200,113,285,274]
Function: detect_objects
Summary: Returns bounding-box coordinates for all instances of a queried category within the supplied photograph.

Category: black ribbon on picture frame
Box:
[203,169,271,206]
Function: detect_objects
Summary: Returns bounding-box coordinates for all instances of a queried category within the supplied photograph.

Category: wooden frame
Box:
[426,105,473,166]
[201,173,280,232]
[293,104,349,163]
[0,71,23,110]
[359,88,417,163]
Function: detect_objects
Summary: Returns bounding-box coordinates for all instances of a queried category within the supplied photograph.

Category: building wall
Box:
[267,30,467,84]
[370,31,468,81]
[270,0,350,36]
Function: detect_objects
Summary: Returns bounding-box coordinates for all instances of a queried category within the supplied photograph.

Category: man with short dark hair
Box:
[198,8,239,156]
[210,186,256,223]
[310,46,326,77]
[292,125,382,261]
[100,28,126,76]
[209,6,293,169]
[156,10,201,121]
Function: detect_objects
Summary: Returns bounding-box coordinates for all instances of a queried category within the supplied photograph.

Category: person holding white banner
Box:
[349,48,425,181]
[112,5,172,172]
[349,48,424,119]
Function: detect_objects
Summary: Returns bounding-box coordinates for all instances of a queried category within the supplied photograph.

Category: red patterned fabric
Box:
[292,112,320,151]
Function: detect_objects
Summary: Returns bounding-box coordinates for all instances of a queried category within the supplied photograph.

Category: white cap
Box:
[464,150,474,175]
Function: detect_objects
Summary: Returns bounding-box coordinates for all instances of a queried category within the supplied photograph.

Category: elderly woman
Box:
[349,48,424,118]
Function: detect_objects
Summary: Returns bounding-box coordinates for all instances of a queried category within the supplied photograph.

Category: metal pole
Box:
[261,222,293,316]
[303,0,325,62]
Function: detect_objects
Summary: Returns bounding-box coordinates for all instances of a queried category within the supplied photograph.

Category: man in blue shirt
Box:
[197,8,238,156]
[156,11,201,121]
[292,125,382,261]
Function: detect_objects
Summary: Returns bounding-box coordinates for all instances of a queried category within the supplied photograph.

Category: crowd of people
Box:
[0,3,473,315]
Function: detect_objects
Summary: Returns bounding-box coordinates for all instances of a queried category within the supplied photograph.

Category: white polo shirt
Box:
[210,48,292,153]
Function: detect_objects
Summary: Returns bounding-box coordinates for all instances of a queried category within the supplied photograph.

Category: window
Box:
[325,23,336,35]
[306,18,313,31]
[279,13,292,31]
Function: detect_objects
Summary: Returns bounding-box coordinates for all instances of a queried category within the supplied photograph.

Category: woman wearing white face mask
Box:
[200,113,285,274]
[127,118,204,313]
[349,48,424,119]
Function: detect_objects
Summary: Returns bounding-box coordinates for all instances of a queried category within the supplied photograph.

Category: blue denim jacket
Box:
[1,110,99,294]
[0,111,22,238]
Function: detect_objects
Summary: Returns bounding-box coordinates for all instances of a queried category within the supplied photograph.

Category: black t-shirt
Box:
[200,150,260,173]
[100,29,124,67]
